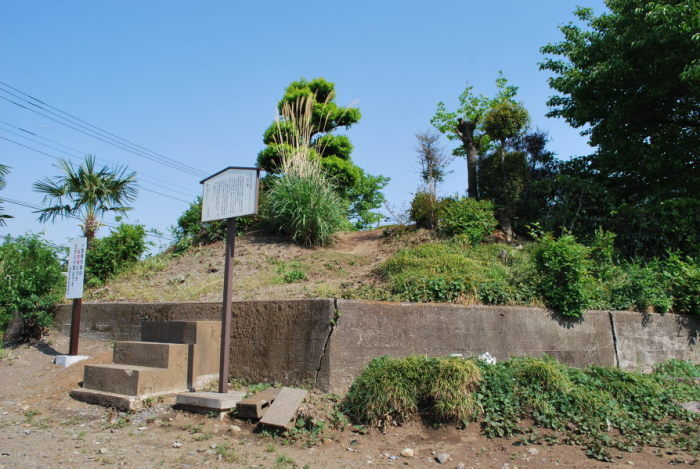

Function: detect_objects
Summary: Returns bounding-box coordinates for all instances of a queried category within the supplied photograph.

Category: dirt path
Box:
[0,332,694,468]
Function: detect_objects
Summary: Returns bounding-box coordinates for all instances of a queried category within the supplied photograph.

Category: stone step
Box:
[236,387,281,419]
[258,387,307,430]
[83,363,187,396]
[113,341,189,370]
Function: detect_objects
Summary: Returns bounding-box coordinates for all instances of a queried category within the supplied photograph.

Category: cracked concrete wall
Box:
[55,300,700,392]
[610,310,700,371]
[326,300,617,392]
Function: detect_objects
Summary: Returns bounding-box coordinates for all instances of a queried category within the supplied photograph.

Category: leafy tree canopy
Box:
[257,78,388,229]
[540,0,700,203]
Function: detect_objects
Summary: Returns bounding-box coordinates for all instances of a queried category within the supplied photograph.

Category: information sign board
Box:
[201,167,259,222]
[66,237,87,299]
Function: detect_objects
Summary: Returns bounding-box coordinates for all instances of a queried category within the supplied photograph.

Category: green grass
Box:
[342,355,700,461]
[366,241,537,305]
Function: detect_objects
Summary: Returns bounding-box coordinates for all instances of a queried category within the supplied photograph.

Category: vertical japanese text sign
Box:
[66,237,87,299]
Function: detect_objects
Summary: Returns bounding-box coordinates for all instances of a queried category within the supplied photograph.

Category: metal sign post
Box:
[66,237,87,355]
[200,167,260,393]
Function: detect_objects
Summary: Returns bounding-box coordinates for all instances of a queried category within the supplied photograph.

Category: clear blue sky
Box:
[1,0,606,248]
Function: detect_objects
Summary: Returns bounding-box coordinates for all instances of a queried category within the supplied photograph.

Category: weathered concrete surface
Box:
[56,300,700,394]
[258,387,307,430]
[327,300,616,392]
[175,391,246,411]
[611,311,700,371]
[229,299,335,388]
[236,387,280,419]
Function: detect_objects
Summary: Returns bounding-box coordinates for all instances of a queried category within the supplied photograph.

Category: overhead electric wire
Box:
[0,135,192,204]
[2,196,176,242]
[0,123,198,199]
[0,87,207,179]
[0,82,207,177]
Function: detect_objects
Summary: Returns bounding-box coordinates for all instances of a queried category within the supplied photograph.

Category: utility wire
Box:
[0,123,198,199]
[0,89,207,177]
[2,196,176,242]
[0,82,207,177]
[0,135,192,204]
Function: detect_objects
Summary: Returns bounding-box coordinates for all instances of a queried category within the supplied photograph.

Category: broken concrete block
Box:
[258,387,307,430]
[175,391,246,411]
[235,387,281,419]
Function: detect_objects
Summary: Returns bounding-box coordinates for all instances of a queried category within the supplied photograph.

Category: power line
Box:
[0,86,207,177]
[2,196,176,242]
[0,134,193,204]
[0,123,198,199]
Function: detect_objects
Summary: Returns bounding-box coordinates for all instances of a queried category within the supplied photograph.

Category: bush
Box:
[342,356,481,426]
[437,197,497,244]
[409,192,439,229]
[662,254,700,316]
[264,173,347,247]
[86,223,149,284]
[345,355,700,461]
[0,234,64,340]
[533,234,591,317]
[609,263,673,313]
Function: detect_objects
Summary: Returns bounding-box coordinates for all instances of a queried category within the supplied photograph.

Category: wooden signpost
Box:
[55,237,88,367]
[200,167,260,393]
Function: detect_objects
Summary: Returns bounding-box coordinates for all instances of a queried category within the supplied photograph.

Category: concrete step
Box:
[83,363,187,396]
[113,341,189,370]
[141,320,219,344]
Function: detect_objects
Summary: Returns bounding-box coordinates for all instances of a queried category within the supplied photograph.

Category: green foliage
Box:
[33,155,137,243]
[377,242,532,304]
[0,234,64,339]
[258,77,387,228]
[532,234,591,317]
[264,173,348,247]
[275,261,307,283]
[171,197,256,252]
[346,355,700,461]
[85,223,149,285]
[409,192,439,229]
[541,1,700,258]
[482,101,529,144]
[342,356,481,426]
[663,254,700,316]
[608,263,673,313]
[437,198,497,243]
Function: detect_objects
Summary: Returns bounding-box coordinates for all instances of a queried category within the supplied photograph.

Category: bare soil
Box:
[1,332,695,468]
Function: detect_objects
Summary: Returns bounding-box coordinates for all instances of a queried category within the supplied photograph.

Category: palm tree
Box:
[0,164,11,226]
[33,155,137,246]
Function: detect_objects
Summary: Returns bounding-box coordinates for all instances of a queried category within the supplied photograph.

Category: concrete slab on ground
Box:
[236,387,280,419]
[69,389,139,411]
[175,391,246,411]
[258,387,307,430]
[54,355,89,367]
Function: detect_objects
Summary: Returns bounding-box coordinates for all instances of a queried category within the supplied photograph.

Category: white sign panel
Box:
[201,167,259,222]
[66,237,87,299]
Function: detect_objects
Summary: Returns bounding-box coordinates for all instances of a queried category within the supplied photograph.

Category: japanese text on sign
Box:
[201,168,259,222]
[66,237,87,299]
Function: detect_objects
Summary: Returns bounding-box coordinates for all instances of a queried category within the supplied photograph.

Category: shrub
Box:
[0,234,64,340]
[532,234,590,317]
[409,192,439,229]
[86,223,149,284]
[609,262,673,313]
[661,254,700,316]
[342,356,481,426]
[437,197,497,244]
[264,173,347,247]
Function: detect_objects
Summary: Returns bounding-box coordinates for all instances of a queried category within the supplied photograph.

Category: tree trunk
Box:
[456,118,479,199]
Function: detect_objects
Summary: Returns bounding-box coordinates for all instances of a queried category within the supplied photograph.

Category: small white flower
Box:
[477,352,497,365]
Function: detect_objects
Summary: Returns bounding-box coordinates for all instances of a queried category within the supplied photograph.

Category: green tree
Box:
[257,78,388,229]
[431,73,518,199]
[33,155,137,246]
[541,0,700,257]
[0,164,11,226]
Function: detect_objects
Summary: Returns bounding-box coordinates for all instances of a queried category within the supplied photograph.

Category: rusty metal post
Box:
[68,298,82,355]
[218,218,236,393]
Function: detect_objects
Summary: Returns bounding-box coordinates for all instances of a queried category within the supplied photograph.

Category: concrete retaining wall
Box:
[54,299,700,392]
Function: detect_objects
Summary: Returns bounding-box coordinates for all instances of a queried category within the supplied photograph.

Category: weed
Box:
[275,454,296,468]
[214,442,238,463]
[104,417,130,430]
[76,431,87,440]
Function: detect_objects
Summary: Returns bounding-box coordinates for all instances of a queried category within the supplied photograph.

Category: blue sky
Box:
[1,0,606,248]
